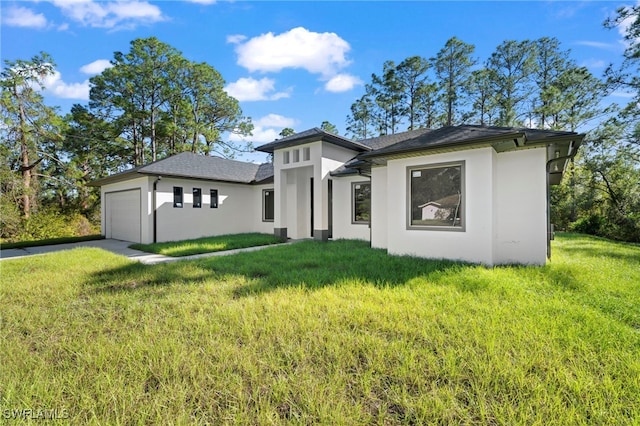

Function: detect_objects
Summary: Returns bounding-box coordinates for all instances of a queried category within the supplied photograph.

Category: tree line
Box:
[1,6,638,243]
[345,37,604,139]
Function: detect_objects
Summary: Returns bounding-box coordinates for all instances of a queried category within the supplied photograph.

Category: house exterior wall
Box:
[371,167,388,249]
[273,140,360,240]
[155,177,270,242]
[332,175,371,241]
[385,148,495,265]
[493,148,547,265]
[100,176,153,244]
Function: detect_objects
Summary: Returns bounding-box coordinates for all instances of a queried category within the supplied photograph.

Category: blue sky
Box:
[1,1,635,162]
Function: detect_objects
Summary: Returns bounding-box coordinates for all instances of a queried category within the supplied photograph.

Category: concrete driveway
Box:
[0,239,172,264]
[1,238,292,265]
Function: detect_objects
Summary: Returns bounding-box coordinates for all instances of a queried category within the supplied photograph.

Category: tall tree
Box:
[432,37,476,126]
[320,120,339,134]
[346,93,375,140]
[0,52,61,218]
[487,40,538,126]
[90,37,181,164]
[279,128,295,138]
[467,68,498,126]
[369,61,406,134]
[90,37,252,166]
[395,56,431,130]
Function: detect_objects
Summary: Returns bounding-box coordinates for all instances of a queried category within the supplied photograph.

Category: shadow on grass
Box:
[84,260,215,296]
[86,239,596,300]
[85,240,469,296]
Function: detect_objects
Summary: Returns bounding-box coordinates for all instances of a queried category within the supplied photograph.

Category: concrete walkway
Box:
[0,238,292,265]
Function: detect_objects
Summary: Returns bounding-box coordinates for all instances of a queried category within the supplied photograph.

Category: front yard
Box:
[1,234,638,424]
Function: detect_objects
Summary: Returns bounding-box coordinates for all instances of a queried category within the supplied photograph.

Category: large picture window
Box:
[352,182,371,224]
[263,189,274,222]
[408,162,464,230]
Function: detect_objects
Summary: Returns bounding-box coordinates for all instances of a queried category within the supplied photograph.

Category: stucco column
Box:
[313,164,329,241]
[274,168,287,239]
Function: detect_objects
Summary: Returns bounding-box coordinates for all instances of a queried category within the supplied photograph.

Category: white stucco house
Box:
[91,124,583,265]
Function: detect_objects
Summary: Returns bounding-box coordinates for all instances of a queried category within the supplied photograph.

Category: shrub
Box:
[569,214,605,236]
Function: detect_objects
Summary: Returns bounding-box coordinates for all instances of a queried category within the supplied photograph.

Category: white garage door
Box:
[105,189,142,243]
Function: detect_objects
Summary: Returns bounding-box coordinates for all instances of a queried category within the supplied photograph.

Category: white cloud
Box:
[324,73,363,93]
[42,71,90,100]
[2,6,48,28]
[227,34,247,44]
[50,0,165,29]
[228,114,298,144]
[80,59,113,75]
[184,0,217,4]
[575,41,617,50]
[224,77,291,101]
[233,27,352,77]
[254,114,297,128]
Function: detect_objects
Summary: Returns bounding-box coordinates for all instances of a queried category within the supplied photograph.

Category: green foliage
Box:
[3,208,100,243]
[1,235,639,423]
[89,37,252,166]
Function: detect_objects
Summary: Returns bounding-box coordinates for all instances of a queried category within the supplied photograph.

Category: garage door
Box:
[105,189,142,243]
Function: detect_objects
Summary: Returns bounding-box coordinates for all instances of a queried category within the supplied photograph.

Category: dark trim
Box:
[262,188,274,222]
[352,181,371,225]
[153,177,161,243]
[274,228,287,240]
[314,229,329,241]
[192,187,202,208]
[173,186,183,208]
[210,189,218,208]
[545,141,580,258]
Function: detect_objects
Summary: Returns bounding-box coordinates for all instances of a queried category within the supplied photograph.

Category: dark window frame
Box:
[263,189,274,222]
[193,188,202,208]
[210,189,218,209]
[407,161,465,232]
[352,181,371,224]
[173,186,183,208]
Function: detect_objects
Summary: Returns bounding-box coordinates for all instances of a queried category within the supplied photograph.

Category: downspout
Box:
[153,176,162,243]
[545,143,577,259]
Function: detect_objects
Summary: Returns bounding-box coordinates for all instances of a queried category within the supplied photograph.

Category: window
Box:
[263,189,274,222]
[303,147,311,161]
[283,151,290,164]
[408,162,464,230]
[173,187,183,208]
[352,182,371,224]
[293,149,300,162]
[210,189,218,208]
[193,188,202,208]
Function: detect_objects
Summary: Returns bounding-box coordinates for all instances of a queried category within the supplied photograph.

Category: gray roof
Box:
[358,128,433,150]
[92,125,584,187]
[256,127,371,153]
[360,125,581,159]
[91,152,273,186]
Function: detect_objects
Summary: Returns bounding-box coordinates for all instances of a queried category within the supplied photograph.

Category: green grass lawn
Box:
[129,232,285,257]
[1,234,638,424]
[0,234,103,250]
